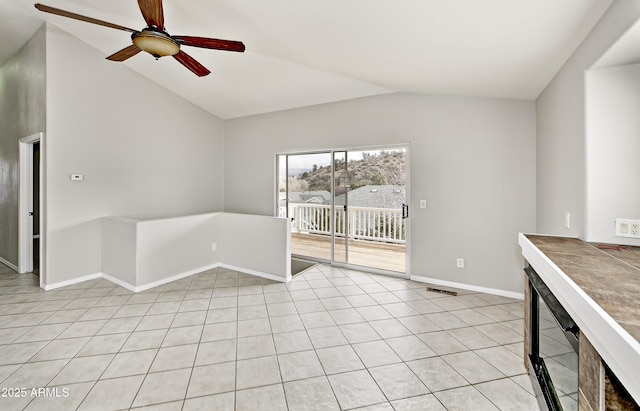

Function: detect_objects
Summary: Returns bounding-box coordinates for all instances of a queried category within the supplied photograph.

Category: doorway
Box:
[277,146,409,274]
[18,132,44,280]
[32,142,40,275]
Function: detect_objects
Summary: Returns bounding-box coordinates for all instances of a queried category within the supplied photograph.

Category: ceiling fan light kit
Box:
[34,1,245,77]
[132,29,179,58]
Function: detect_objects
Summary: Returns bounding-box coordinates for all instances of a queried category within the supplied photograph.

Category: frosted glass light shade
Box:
[133,31,179,58]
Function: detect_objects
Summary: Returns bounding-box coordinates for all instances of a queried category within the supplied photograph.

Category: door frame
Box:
[275,143,411,277]
[18,132,45,285]
[332,150,348,265]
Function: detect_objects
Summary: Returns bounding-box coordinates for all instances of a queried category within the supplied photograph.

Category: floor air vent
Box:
[426,287,458,296]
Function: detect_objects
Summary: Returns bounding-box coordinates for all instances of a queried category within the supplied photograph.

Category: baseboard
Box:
[0,256,19,273]
[410,275,524,300]
[43,273,102,291]
[99,263,221,292]
[218,263,290,283]
[41,262,286,293]
[100,273,137,293]
[132,263,220,292]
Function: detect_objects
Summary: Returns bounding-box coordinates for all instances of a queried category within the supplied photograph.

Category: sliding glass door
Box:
[277,146,408,273]
[278,152,333,260]
[339,148,407,272]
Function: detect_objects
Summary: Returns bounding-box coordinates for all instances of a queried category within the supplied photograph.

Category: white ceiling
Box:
[0,0,614,119]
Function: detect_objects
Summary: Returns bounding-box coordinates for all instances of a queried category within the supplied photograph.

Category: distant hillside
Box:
[297,151,406,195]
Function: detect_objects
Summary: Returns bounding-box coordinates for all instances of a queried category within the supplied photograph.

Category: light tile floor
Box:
[0,262,540,410]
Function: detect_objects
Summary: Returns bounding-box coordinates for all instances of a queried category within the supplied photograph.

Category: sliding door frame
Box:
[275,143,411,278]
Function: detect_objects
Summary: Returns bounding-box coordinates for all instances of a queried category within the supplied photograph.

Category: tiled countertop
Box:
[519,234,640,404]
[524,235,640,341]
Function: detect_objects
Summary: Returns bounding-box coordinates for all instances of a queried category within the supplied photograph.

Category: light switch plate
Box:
[70,174,84,181]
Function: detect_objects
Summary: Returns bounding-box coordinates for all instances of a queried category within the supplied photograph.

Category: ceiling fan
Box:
[35,1,245,77]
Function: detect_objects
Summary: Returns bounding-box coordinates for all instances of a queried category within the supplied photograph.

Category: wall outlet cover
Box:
[615,218,640,239]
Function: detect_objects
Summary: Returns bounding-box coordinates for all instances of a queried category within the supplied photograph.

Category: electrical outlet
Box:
[420,200,427,209]
[211,243,217,252]
[456,258,464,268]
[615,219,640,238]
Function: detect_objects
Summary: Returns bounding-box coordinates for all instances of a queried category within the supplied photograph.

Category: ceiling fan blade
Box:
[34,4,136,33]
[106,45,142,62]
[173,36,245,53]
[137,0,164,30]
[173,50,211,77]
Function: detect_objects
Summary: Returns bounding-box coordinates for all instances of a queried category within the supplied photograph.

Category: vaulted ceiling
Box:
[0,0,614,119]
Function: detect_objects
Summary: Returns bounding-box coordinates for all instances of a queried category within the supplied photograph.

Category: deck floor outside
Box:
[291,233,406,273]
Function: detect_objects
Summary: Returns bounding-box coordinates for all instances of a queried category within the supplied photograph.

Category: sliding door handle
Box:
[402,204,409,219]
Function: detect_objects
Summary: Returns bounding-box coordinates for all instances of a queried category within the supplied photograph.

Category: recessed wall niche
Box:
[585,17,640,245]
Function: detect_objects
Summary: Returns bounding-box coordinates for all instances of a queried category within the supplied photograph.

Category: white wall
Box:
[536,1,640,237]
[218,213,291,281]
[136,213,220,286]
[224,93,536,294]
[102,214,220,290]
[101,212,290,290]
[585,64,640,244]
[0,25,46,267]
[102,216,138,286]
[44,24,226,285]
